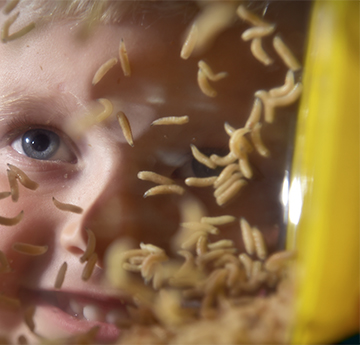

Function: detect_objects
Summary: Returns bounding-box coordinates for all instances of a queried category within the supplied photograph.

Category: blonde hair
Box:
[14,0,199,25]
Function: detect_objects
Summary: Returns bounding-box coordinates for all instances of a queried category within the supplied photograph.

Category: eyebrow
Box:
[0,92,75,121]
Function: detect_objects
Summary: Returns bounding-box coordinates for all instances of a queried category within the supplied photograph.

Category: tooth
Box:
[83,304,105,322]
[106,309,128,324]
[69,299,83,316]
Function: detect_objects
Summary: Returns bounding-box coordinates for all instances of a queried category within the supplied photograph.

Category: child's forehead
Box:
[0,14,258,127]
[0,0,308,140]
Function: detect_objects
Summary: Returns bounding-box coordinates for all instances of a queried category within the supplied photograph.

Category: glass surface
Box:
[0,1,311,343]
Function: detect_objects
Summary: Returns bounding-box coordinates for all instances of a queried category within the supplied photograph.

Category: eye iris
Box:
[22,129,60,160]
[26,133,50,152]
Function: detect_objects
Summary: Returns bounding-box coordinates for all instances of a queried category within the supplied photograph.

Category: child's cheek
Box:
[0,171,58,282]
[78,186,182,263]
[0,177,57,337]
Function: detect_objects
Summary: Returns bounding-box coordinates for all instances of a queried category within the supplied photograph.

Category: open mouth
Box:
[19,288,131,343]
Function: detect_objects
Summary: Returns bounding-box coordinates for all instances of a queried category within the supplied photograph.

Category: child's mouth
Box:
[19,288,130,343]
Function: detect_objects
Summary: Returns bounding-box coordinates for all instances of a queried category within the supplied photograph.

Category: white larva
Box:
[216,179,247,206]
[229,127,251,159]
[236,5,272,27]
[119,38,131,76]
[207,239,235,250]
[239,253,253,279]
[210,152,237,167]
[151,116,189,126]
[185,176,217,188]
[7,164,39,190]
[6,22,35,42]
[240,218,255,256]
[198,249,237,266]
[181,230,207,250]
[180,23,198,60]
[181,222,219,235]
[250,37,274,66]
[214,163,240,188]
[252,227,267,260]
[190,144,217,169]
[81,252,98,281]
[268,82,303,108]
[256,83,303,123]
[239,155,252,179]
[0,210,23,226]
[197,68,217,98]
[143,185,185,198]
[52,197,83,214]
[92,57,118,85]
[265,250,296,272]
[140,243,165,254]
[224,122,236,136]
[196,235,208,256]
[80,228,96,263]
[2,0,20,15]
[138,171,175,186]
[251,122,270,157]
[116,111,134,147]
[54,262,68,289]
[273,35,301,71]
[0,250,11,273]
[1,12,35,43]
[192,2,237,55]
[245,97,262,129]
[241,25,275,41]
[214,172,243,198]
[269,70,295,97]
[0,191,11,200]
[198,60,228,81]
[12,242,48,256]
[254,90,275,123]
[95,98,113,123]
[7,169,19,202]
[200,215,236,226]
[1,11,18,43]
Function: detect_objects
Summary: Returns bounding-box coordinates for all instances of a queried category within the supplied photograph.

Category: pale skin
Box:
[0,2,309,343]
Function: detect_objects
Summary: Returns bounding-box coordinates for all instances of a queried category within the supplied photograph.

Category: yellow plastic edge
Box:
[288,1,359,344]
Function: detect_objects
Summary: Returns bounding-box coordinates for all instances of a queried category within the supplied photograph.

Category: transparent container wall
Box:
[2,1,344,344]
[136,1,313,256]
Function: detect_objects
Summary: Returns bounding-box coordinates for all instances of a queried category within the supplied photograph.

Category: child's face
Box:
[0,3,306,343]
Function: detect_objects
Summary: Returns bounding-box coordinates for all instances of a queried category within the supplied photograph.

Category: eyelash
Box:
[5,116,51,140]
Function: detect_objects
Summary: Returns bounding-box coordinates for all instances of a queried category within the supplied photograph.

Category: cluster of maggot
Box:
[105,220,296,345]
[0,1,303,344]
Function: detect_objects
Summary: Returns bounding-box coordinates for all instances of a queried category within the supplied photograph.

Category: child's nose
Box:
[60,195,141,267]
[58,150,138,262]
[59,222,88,257]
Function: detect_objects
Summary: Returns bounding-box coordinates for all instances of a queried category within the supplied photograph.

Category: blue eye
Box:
[22,129,59,160]
[12,128,76,163]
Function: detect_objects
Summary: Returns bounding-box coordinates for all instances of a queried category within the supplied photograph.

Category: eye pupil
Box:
[26,133,50,152]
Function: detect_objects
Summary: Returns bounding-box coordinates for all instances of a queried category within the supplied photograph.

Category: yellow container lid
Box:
[287,1,359,343]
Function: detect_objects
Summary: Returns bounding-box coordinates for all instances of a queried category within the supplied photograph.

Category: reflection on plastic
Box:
[280,170,289,222]
[288,176,303,228]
